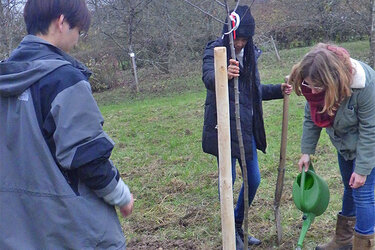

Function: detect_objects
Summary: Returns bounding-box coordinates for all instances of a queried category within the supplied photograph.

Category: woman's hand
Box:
[298,154,310,172]
[349,173,367,189]
[228,59,240,80]
[281,83,293,95]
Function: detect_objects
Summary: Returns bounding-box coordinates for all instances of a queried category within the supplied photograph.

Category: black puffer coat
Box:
[202,37,284,160]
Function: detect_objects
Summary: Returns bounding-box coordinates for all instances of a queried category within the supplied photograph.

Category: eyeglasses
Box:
[63,17,86,37]
[301,80,325,91]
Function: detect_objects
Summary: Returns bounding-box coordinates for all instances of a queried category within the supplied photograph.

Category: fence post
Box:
[271,36,281,62]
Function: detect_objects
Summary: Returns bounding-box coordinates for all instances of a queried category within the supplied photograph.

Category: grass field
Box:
[94,40,371,249]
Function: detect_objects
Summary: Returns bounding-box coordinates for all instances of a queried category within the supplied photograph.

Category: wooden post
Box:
[271,36,281,62]
[214,47,235,250]
[129,46,139,92]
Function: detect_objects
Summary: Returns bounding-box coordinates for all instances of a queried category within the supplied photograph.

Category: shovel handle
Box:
[274,92,290,245]
[274,94,290,205]
[281,94,289,156]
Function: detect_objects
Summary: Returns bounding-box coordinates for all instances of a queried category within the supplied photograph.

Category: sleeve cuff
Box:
[102,178,131,207]
[301,147,315,155]
[354,166,374,176]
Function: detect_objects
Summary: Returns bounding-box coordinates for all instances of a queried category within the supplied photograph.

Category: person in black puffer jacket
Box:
[201,5,292,249]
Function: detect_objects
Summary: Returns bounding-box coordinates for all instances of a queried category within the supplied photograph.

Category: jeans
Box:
[338,153,375,235]
[218,137,261,226]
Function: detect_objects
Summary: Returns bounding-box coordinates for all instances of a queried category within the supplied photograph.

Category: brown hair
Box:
[289,43,353,115]
[24,0,91,35]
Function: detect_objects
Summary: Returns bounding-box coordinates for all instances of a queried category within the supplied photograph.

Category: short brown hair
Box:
[289,43,353,115]
[24,0,91,35]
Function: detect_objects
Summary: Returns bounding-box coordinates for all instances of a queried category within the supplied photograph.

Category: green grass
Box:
[95,40,371,249]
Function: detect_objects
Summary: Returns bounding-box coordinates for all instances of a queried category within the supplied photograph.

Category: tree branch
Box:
[179,0,225,24]
[102,31,127,52]
[214,0,225,7]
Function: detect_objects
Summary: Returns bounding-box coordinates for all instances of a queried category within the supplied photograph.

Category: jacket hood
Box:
[0,35,91,97]
[350,58,366,89]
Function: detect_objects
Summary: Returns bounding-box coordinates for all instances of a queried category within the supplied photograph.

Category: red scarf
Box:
[301,85,336,128]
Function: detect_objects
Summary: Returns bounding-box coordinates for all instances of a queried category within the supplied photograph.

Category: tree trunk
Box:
[127,3,139,92]
[0,2,7,58]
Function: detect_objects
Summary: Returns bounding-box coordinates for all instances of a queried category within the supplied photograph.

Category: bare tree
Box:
[87,0,153,91]
[0,0,25,59]
[75,0,375,91]
[268,0,370,49]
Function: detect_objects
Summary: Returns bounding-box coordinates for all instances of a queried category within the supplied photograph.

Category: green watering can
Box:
[292,163,330,250]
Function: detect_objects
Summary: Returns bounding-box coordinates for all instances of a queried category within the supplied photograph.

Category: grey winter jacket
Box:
[0,35,129,249]
[301,59,375,175]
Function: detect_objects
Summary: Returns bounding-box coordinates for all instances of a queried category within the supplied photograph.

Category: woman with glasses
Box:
[288,43,375,250]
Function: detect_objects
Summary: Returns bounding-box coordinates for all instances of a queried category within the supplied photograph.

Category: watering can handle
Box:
[300,162,314,209]
[300,166,306,210]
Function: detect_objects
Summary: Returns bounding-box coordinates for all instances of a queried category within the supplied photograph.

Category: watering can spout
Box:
[297,213,315,248]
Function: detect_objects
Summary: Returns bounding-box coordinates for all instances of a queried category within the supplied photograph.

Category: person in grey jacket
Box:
[289,43,375,250]
[0,0,133,249]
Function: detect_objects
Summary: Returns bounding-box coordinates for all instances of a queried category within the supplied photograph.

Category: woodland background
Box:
[1,0,375,92]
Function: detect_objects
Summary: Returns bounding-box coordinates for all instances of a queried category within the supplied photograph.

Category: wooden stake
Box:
[270,36,281,62]
[129,45,139,92]
[214,47,236,250]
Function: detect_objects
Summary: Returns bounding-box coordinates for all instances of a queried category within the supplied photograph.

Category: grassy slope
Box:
[95,40,370,249]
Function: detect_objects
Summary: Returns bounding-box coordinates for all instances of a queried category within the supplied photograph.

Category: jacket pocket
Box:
[335,106,358,133]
